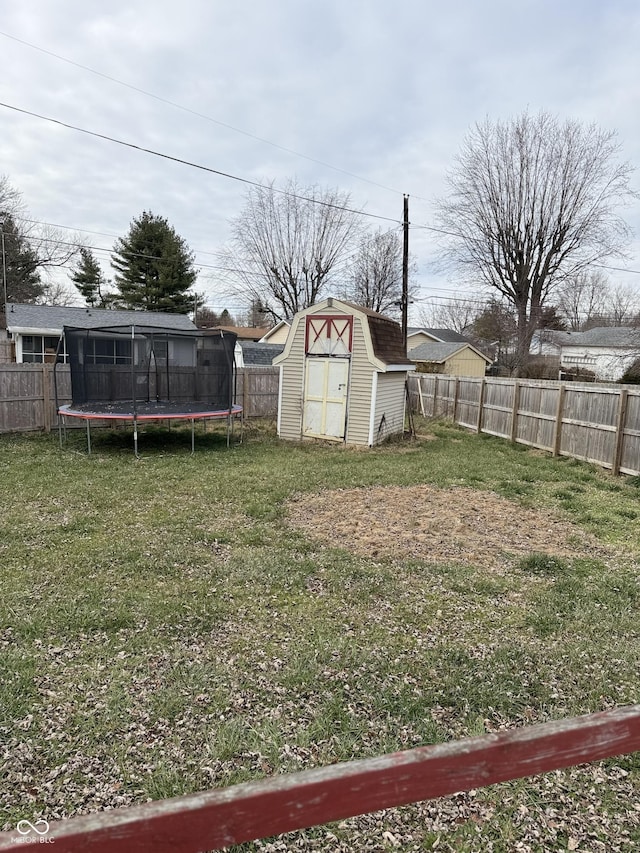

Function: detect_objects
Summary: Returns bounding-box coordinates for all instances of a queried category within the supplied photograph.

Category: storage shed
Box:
[273,298,415,446]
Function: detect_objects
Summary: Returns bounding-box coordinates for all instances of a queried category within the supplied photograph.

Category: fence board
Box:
[408,374,640,477]
[1,706,638,853]
[0,365,279,435]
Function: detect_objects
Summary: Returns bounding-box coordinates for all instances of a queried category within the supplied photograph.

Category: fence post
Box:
[242,370,249,418]
[42,364,51,433]
[553,384,566,457]
[510,380,520,443]
[416,375,425,417]
[612,389,629,476]
[476,378,486,433]
[452,377,460,424]
[433,376,438,418]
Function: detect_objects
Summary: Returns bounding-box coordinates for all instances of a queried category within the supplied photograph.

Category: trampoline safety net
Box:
[63,325,237,414]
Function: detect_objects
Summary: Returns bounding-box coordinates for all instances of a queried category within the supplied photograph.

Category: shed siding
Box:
[277,318,306,441]
[345,316,374,445]
[372,372,406,444]
[445,352,487,378]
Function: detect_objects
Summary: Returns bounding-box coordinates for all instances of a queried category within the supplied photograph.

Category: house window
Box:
[21,335,66,363]
[85,338,132,365]
[150,340,168,364]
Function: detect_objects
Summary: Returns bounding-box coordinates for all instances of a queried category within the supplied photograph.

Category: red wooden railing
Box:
[2,705,639,852]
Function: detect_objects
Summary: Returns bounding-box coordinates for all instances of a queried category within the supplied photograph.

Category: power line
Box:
[14,215,404,283]
[0,100,402,226]
[0,29,408,198]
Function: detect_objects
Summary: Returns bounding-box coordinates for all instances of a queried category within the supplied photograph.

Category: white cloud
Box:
[0,0,639,315]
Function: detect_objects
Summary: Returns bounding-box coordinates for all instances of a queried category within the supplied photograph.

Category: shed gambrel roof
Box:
[5,303,196,333]
[409,341,492,363]
[339,301,414,366]
[273,298,414,370]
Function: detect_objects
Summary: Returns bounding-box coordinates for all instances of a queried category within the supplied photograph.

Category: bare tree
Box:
[220,179,362,321]
[419,296,479,334]
[435,112,636,375]
[608,283,640,326]
[41,279,78,306]
[343,227,406,317]
[554,269,609,330]
[0,175,81,304]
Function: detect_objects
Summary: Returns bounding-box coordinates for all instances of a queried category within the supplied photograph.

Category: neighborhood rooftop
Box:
[563,326,640,347]
[408,327,471,343]
[4,303,197,333]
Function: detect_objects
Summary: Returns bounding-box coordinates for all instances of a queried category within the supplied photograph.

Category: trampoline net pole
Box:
[131,325,139,457]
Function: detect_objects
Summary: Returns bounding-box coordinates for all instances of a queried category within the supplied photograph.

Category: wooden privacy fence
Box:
[0,705,638,852]
[409,374,640,476]
[0,365,280,433]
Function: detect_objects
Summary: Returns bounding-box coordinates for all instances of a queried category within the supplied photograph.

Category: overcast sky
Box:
[1,0,640,322]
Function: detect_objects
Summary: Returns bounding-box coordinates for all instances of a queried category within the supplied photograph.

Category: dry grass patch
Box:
[286,485,612,570]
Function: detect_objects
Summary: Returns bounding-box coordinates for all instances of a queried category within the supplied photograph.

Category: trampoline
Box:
[54,324,242,455]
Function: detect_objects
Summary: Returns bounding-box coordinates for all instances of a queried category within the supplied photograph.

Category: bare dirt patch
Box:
[286,485,609,570]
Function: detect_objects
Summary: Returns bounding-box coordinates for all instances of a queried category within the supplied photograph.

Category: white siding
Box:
[277,319,306,440]
[372,371,406,444]
[344,315,375,445]
[560,346,639,382]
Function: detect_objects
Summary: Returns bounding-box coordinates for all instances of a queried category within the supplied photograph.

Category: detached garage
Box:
[273,298,414,446]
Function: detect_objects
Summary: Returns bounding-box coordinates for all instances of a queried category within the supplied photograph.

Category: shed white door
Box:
[303,358,349,440]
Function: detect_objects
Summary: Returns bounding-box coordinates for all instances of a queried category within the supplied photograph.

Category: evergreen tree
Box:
[71,248,108,307]
[111,211,197,313]
[1,214,44,304]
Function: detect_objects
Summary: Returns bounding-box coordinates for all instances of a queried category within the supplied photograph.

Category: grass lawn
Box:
[1,418,639,851]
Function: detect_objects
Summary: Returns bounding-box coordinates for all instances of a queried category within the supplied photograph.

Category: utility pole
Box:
[1,223,7,311]
[401,194,409,350]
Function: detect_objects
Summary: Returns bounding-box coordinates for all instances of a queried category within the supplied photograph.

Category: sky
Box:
[1,0,640,324]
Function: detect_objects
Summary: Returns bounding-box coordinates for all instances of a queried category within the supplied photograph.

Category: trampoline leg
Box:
[133,422,139,458]
[191,419,195,454]
[86,419,92,455]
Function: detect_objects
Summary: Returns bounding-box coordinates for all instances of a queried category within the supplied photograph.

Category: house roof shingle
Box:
[407,327,471,344]
[205,325,269,341]
[563,326,640,347]
[5,303,196,332]
[366,315,414,365]
[238,342,284,365]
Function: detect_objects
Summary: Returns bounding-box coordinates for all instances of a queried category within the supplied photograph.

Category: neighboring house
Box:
[274,298,414,446]
[259,321,291,345]
[530,329,574,356]
[406,327,471,353]
[234,341,284,367]
[559,327,640,382]
[0,309,11,362]
[211,325,270,342]
[3,303,197,364]
[409,341,492,377]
